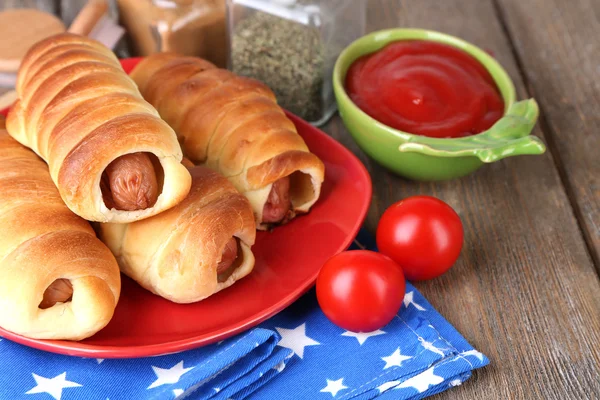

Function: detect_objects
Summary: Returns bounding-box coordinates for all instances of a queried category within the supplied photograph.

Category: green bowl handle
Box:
[398,99,546,162]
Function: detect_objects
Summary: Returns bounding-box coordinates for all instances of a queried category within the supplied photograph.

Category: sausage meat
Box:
[181,157,195,169]
[217,237,239,274]
[39,279,73,309]
[101,153,159,211]
[262,176,291,224]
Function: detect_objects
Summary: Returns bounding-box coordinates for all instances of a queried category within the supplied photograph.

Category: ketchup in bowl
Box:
[345,40,505,138]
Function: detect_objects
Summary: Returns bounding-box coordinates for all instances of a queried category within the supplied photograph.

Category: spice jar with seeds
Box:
[226,0,366,126]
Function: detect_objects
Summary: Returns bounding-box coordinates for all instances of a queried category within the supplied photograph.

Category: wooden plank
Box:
[494,0,600,269]
[324,0,600,398]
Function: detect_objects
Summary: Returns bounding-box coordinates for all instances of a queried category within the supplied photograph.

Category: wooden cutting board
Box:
[0,8,66,73]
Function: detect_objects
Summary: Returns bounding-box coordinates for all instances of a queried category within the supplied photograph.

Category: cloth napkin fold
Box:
[0,329,293,400]
[0,230,488,400]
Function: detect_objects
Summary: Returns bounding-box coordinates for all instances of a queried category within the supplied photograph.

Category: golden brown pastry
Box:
[0,118,121,341]
[6,33,191,223]
[130,53,325,230]
[98,166,256,303]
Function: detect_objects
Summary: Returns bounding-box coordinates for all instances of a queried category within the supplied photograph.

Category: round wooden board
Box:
[0,9,66,73]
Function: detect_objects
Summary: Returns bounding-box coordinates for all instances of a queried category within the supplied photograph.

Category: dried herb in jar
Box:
[231,11,325,122]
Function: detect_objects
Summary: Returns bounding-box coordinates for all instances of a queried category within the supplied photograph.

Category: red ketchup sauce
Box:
[345,41,505,138]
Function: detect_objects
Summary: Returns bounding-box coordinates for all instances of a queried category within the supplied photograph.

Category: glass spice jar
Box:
[226,0,366,126]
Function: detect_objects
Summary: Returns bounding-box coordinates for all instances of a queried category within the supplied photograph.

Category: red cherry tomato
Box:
[316,250,406,332]
[376,196,464,281]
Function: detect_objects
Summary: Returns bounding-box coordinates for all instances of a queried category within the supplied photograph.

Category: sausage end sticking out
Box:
[39,279,73,309]
[262,176,291,224]
[101,153,159,211]
[217,237,239,274]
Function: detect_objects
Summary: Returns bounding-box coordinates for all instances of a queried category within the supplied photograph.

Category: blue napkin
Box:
[0,230,488,399]
[0,329,293,400]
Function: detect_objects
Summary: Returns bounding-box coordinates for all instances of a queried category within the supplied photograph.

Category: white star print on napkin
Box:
[377,380,400,393]
[276,323,320,359]
[147,361,194,389]
[461,350,485,361]
[341,329,386,345]
[396,367,444,393]
[404,291,426,311]
[320,378,348,397]
[25,372,81,400]
[382,348,413,369]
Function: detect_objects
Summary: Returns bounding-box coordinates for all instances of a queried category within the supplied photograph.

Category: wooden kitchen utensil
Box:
[68,0,124,47]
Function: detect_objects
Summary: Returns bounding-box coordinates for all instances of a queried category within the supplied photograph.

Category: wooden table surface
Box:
[2,0,599,399]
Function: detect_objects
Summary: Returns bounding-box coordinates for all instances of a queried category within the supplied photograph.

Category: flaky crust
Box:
[6,33,191,223]
[0,121,121,341]
[98,166,256,304]
[130,53,325,229]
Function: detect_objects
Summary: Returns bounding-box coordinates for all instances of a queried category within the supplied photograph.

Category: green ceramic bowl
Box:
[333,28,546,181]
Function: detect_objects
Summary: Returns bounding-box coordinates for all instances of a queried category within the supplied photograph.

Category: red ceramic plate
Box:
[0,58,371,358]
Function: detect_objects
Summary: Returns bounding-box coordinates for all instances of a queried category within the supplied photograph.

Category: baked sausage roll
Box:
[130,53,325,230]
[6,33,191,223]
[0,119,121,341]
[98,166,256,303]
